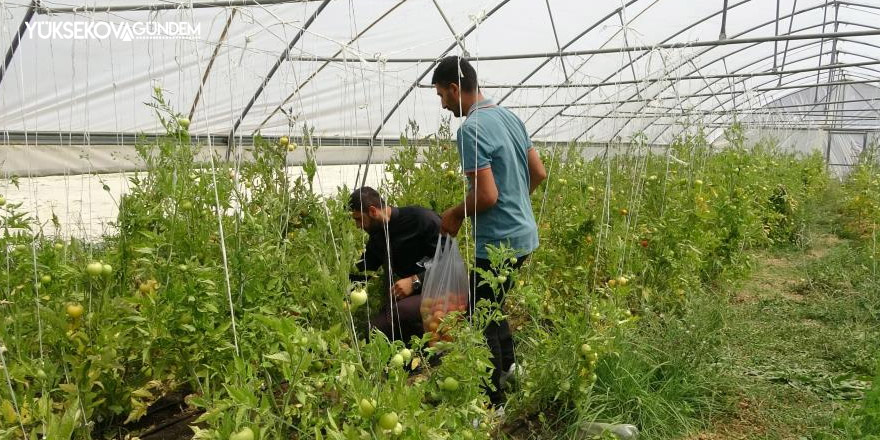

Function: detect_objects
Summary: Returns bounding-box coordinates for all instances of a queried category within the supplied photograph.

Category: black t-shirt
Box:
[355,206,441,279]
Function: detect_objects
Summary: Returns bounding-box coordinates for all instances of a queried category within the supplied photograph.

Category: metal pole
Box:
[504,80,880,107]
[226,0,331,158]
[37,0,321,14]
[778,0,798,84]
[432,0,468,56]
[361,0,513,188]
[815,0,831,101]
[774,0,781,71]
[189,9,237,122]
[428,60,880,89]
[254,0,407,133]
[286,30,880,63]
[368,0,513,141]
[496,0,643,105]
[546,0,569,82]
[720,0,730,39]
[528,2,840,138]
[0,0,38,87]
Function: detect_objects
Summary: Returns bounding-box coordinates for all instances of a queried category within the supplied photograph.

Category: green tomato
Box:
[358,398,376,418]
[102,264,113,276]
[350,289,368,308]
[53,243,64,250]
[229,427,254,440]
[180,200,193,210]
[390,354,404,368]
[392,423,403,436]
[378,412,398,430]
[40,275,51,284]
[0,196,5,206]
[66,304,84,319]
[178,264,189,272]
[177,117,190,129]
[441,377,459,391]
[399,348,412,363]
[580,343,592,357]
[86,262,103,277]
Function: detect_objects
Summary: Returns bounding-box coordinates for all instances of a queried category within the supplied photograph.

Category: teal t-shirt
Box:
[456,98,539,259]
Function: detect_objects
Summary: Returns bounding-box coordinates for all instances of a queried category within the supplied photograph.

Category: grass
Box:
[504,186,880,439]
[681,190,880,439]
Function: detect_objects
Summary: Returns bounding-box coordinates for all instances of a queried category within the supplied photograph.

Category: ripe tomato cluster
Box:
[420,293,468,347]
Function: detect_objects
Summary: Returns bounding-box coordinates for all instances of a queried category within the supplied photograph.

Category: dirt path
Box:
[685,233,877,439]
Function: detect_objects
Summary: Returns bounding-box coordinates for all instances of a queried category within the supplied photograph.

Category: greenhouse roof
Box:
[1,0,879,146]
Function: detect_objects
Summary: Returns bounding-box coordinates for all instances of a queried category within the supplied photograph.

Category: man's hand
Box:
[441,205,465,236]
[392,276,416,299]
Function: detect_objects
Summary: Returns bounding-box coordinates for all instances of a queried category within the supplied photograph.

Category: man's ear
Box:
[448,82,460,98]
[368,205,380,218]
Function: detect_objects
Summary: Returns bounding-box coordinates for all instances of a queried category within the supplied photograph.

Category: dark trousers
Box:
[370,293,424,345]
[471,255,528,406]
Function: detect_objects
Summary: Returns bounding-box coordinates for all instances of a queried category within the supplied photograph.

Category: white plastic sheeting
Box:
[0,0,878,147]
[735,82,880,175]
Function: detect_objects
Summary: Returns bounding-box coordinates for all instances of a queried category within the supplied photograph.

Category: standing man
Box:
[349,187,440,345]
[431,56,547,407]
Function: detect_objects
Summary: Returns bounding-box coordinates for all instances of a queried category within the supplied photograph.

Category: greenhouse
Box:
[0,0,879,438]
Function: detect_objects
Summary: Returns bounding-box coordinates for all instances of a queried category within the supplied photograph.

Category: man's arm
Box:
[527,147,547,194]
[441,168,498,235]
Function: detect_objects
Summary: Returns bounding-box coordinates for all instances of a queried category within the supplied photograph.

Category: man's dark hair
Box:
[431,55,478,92]
[348,187,386,212]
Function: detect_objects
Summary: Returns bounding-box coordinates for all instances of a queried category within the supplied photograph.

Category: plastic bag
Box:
[420,235,469,345]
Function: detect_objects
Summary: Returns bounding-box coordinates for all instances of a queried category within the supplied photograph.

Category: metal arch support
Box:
[660,72,879,143]
[646,33,880,142]
[359,0,513,188]
[562,3,858,143]
[720,0,730,39]
[37,0,322,14]
[653,72,861,145]
[690,37,880,108]
[440,60,880,89]
[578,3,880,140]
[526,0,762,138]
[643,49,840,143]
[544,0,568,82]
[566,5,845,141]
[504,79,880,107]
[368,0,513,141]
[0,0,38,87]
[814,0,831,101]
[495,0,642,106]
[822,1,842,117]
[281,27,880,63]
[778,0,799,84]
[581,37,831,143]
[254,0,407,133]
[774,0,781,72]
[189,8,238,122]
[226,0,330,157]
[847,84,880,118]
[432,0,468,56]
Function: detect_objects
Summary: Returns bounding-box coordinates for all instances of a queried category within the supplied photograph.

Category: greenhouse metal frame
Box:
[1,0,879,177]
